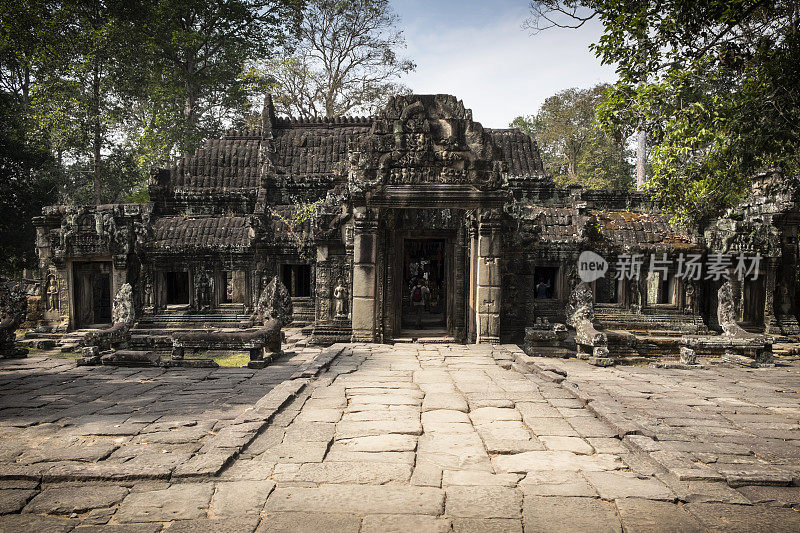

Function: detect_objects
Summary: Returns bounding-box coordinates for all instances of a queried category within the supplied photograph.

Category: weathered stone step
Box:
[100,350,161,367]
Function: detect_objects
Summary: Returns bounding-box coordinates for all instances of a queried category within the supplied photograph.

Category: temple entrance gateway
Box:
[402,238,447,332]
[72,261,112,327]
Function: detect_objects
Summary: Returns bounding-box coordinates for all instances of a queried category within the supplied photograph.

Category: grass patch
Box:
[212,352,250,367]
[26,348,81,360]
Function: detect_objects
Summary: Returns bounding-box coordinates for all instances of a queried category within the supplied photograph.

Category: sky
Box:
[391,0,617,128]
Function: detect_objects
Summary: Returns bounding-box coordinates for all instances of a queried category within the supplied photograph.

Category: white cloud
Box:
[398,8,617,128]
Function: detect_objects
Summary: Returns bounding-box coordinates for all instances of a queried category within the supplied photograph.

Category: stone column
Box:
[351,207,378,342]
[764,259,778,334]
[467,220,478,343]
[476,210,502,344]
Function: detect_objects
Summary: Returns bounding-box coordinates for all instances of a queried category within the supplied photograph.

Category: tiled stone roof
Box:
[598,211,695,248]
[148,216,254,251]
[273,123,371,178]
[519,206,589,243]
[166,137,262,190]
[486,129,545,176]
[159,118,547,193]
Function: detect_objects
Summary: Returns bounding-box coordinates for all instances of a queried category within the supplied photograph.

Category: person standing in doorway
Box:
[411,278,428,329]
[536,279,551,299]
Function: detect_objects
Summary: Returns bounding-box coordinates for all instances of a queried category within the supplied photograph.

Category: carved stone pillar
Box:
[351,207,378,342]
[764,260,778,334]
[475,210,502,344]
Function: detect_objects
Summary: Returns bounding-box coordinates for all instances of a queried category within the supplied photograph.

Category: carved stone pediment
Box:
[349,95,506,195]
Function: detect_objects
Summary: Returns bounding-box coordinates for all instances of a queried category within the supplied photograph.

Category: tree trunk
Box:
[636,128,647,189]
[93,61,102,205]
[183,73,197,155]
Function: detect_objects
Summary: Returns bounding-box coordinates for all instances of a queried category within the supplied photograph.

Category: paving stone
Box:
[492,451,623,473]
[615,498,706,533]
[293,409,342,423]
[523,417,580,437]
[172,452,234,478]
[257,512,360,532]
[275,462,412,484]
[325,448,415,464]
[539,436,594,455]
[0,514,77,533]
[0,489,36,514]
[443,470,522,487]
[410,460,443,487]
[422,410,471,424]
[361,514,452,533]
[24,485,129,514]
[519,471,597,497]
[211,480,274,516]
[469,407,521,425]
[115,483,213,523]
[17,444,119,464]
[587,437,628,454]
[261,442,328,463]
[79,507,116,525]
[482,438,545,454]
[281,423,334,443]
[584,471,675,501]
[164,517,261,533]
[452,518,522,533]
[736,485,800,506]
[523,496,621,533]
[422,394,468,412]
[446,486,522,518]
[264,485,444,515]
[74,525,162,533]
[336,434,417,452]
[335,420,422,439]
[685,502,800,532]
[654,474,751,504]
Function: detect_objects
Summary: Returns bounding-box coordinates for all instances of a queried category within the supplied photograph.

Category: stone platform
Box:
[0,343,798,531]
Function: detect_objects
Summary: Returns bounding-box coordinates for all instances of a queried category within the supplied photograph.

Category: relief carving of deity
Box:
[46,273,59,311]
[333,277,348,318]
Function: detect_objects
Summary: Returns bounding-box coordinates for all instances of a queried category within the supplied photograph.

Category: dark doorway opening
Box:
[595,276,619,304]
[282,264,311,297]
[73,261,112,327]
[165,271,190,305]
[743,278,765,325]
[402,238,446,331]
[533,267,558,299]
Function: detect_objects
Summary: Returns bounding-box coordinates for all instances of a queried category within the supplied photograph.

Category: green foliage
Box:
[528,0,800,222]
[117,0,303,155]
[0,92,57,275]
[273,199,323,261]
[0,0,301,271]
[511,84,634,189]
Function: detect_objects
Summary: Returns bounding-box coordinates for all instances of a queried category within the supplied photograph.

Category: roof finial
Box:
[262,93,276,140]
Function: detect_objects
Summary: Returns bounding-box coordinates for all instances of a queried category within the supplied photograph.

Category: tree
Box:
[265,0,415,119]
[120,0,303,157]
[526,1,800,223]
[511,84,634,190]
[0,92,58,275]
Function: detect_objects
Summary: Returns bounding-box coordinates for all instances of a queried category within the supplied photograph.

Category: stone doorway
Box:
[73,261,112,327]
[401,238,447,333]
[165,271,190,306]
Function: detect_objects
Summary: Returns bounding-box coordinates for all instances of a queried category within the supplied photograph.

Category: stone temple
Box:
[29,94,800,365]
